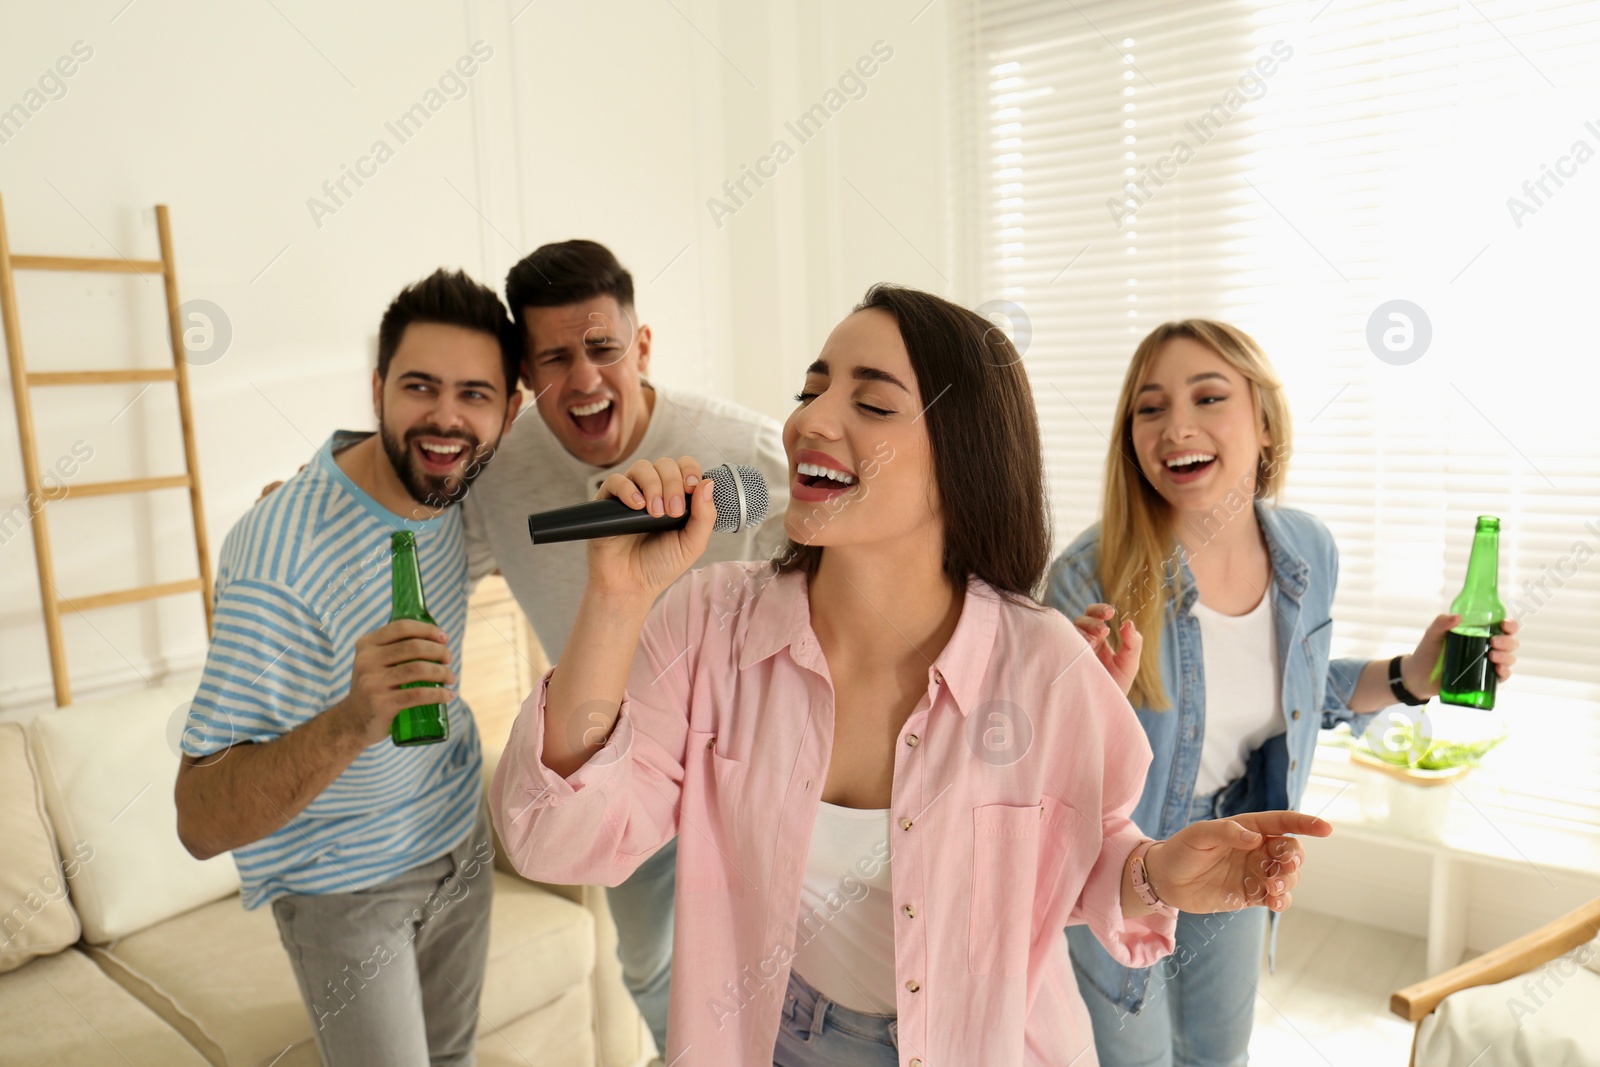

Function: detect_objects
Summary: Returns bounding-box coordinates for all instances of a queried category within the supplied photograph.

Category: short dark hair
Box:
[777,284,1051,604]
[376,269,521,391]
[503,239,635,333]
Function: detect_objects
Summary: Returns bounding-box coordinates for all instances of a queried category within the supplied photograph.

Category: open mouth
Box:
[795,460,858,491]
[414,437,470,474]
[567,397,614,441]
[1163,452,1217,481]
[790,454,864,505]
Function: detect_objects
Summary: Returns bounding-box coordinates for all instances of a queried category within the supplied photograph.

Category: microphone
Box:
[527,463,771,545]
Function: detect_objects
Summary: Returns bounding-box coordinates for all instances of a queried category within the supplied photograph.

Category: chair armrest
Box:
[1390,896,1600,1021]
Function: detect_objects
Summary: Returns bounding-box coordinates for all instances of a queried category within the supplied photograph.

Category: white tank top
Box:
[1191,590,1286,796]
[790,801,896,1014]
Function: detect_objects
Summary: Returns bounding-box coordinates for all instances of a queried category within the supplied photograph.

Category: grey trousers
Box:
[270,804,495,1067]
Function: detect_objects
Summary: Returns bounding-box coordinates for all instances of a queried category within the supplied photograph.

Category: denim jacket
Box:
[1044,501,1376,1013]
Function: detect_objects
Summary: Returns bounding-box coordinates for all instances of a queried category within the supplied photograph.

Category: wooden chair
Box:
[1390,896,1600,1066]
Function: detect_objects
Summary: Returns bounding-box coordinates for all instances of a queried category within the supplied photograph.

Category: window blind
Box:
[956,0,1600,829]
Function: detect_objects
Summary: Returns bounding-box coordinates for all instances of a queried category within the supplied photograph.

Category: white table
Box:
[1303,753,1600,974]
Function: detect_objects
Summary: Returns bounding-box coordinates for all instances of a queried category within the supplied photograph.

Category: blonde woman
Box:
[493,290,1330,1066]
[1046,320,1521,1066]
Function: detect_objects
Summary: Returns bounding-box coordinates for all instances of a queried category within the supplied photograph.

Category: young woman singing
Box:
[493,290,1330,1066]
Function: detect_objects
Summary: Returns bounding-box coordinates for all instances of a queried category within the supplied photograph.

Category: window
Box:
[958,0,1600,828]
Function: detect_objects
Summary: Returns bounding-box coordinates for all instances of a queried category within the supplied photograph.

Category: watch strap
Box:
[1388,654,1429,706]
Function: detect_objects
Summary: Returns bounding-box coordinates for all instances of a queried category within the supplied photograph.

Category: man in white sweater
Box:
[463,240,788,1053]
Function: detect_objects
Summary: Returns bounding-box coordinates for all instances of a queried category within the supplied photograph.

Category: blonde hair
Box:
[1099,320,1293,709]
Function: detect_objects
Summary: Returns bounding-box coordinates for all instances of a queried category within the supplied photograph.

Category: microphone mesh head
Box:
[708,464,769,533]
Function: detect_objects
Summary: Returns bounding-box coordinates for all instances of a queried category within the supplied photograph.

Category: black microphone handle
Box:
[526,498,690,545]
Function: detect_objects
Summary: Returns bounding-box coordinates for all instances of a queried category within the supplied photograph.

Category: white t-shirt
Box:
[790,802,896,1015]
[1191,591,1286,797]
[462,382,790,659]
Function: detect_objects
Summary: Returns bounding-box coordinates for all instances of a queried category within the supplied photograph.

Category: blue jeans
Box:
[772,967,898,1067]
[607,835,676,1052]
[1068,792,1267,1067]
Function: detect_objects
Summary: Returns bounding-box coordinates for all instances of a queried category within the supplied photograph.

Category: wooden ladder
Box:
[0,192,213,706]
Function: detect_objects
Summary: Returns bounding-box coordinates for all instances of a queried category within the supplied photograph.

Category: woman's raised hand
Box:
[1145,810,1333,915]
[589,456,718,603]
[1073,603,1143,697]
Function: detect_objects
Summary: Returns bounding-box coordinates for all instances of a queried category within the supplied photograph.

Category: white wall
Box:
[709,2,961,419]
[0,0,959,713]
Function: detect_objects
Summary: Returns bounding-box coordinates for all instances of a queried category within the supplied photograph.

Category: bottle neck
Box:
[391,541,430,620]
[1452,525,1502,623]
[1464,526,1499,589]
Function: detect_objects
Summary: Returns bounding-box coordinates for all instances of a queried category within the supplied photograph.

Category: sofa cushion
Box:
[476,984,597,1067]
[87,894,315,1067]
[1416,946,1600,1067]
[0,721,81,974]
[28,675,240,943]
[478,872,597,1031]
[89,871,594,1066]
[0,947,209,1065]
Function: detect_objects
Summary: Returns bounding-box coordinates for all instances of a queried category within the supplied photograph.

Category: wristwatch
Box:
[1129,841,1176,915]
[1388,655,1429,706]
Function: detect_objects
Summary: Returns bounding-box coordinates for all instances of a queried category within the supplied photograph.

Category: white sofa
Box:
[0,667,655,1067]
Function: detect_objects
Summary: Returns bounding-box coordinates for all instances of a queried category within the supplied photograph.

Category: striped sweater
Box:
[182,431,481,908]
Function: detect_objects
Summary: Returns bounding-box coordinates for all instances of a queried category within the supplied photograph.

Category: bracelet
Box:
[1387,655,1429,707]
[1129,840,1176,915]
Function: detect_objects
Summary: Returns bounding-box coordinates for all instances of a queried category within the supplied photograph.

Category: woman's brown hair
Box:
[775,284,1051,605]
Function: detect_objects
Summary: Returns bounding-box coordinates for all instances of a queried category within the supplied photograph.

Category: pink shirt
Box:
[492,561,1177,1066]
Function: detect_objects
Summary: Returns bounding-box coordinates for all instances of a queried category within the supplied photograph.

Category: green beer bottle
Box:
[388,530,449,745]
[1438,516,1504,710]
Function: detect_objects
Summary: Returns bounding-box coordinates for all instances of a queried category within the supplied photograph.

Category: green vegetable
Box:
[1361,718,1505,771]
